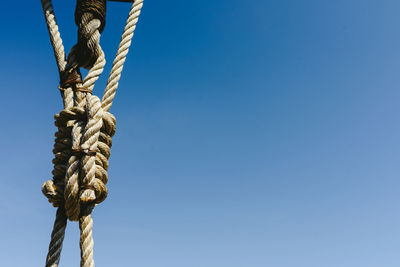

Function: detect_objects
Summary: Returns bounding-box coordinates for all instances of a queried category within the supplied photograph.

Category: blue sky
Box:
[0,0,400,266]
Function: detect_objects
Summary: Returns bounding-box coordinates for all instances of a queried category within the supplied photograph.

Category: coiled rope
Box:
[40,0,144,266]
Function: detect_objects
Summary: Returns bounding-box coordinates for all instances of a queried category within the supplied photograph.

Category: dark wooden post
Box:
[107,0,135,2]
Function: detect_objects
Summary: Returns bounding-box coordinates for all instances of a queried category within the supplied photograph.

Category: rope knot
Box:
[44,95,117,221]
[76,103,116,207]
[42,180,63,207]
[59,67,82,91]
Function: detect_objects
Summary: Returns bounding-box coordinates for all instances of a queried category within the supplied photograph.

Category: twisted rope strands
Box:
[74,0,107,68]
[102,0,144,111]
[64,121,84,221]
[45,208,67,267]
[81,50,106,93]
[80,95,104,203]
[41,1,70,265]
[41,0,75,108]
[74,15,106,93]
[63,88,75,110]
[79,206,95,267]
[40,0,67,72]
[78,13,103,69]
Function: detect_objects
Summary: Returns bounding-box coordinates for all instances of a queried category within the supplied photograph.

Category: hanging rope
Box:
[40,0,144,266]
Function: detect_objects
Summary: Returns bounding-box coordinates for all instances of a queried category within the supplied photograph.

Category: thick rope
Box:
[41,1,72,266]
[74,0,107,68]
[102,0,144,111]
[40,0,67,72]
[45,208,67,267]
[40,0,143,266]
[79,207,95,267]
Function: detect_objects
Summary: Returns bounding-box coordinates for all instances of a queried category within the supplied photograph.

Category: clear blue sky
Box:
[0,0,399,266]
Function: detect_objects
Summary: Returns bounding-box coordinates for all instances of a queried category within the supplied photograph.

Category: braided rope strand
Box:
[102,0,144,111]
[81,50,106,93]
[45,208,67,267]
[80,95,104,203]
[40,0,67,72]
[79,206,95,267]
[41,0,69,265]
[63,125,83,221]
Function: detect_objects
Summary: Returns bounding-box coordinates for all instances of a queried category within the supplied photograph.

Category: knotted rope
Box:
[40,0,144,266]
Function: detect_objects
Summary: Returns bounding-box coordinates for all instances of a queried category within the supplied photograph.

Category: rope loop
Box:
[75,0,107,33]
[73,0,107,69]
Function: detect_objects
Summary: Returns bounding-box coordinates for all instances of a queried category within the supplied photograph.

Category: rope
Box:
[40,0,67,72]
[102,0,144,111]
[45,207,67,267]
[73,0,107,69]
[40,0,144,266]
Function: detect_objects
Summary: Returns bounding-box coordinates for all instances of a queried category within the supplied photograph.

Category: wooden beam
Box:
[108,0,134,2]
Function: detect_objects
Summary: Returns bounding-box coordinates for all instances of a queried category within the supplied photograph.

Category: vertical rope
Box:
[73,11,107,267]
[41,1,69,266]
[79,206,95,267]
[45,208,67,267]
[64,120,84,221]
